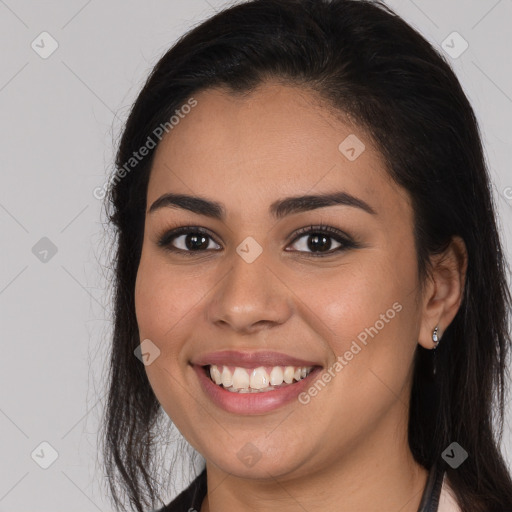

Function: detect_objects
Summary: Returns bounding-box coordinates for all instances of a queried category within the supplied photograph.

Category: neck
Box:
[200,404,429,512]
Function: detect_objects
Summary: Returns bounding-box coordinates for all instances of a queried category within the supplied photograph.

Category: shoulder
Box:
[438,474,461,512]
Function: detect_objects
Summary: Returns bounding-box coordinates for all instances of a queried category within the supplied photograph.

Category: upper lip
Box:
[192,350,322,368]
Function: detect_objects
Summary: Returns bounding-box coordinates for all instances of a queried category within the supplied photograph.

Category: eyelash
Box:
[156,224,359,258]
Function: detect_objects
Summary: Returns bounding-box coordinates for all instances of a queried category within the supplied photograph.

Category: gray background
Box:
[1,0,511,510]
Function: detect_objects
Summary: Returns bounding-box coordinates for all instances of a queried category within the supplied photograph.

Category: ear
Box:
[418,236,468,349]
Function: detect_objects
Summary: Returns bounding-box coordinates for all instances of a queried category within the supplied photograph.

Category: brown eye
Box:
[157,224,358,258]
[157,227,221,254]
[286,224,358,257]
[290,233,341,253]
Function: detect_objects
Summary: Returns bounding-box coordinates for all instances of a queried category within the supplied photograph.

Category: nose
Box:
[206,247,293,334]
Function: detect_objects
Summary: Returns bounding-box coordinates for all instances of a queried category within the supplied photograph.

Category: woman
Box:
[99,1,512,511]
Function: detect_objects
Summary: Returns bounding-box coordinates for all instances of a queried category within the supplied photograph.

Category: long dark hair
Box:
[99,1,512,510]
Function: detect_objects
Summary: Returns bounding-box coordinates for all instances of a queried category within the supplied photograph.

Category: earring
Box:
[432,326,440,348]
[432,326,440,375]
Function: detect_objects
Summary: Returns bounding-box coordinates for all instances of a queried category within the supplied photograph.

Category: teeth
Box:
[250,366,269,389]
[221,366,232,387]
[270,366,284,386]
[210,365,222,385]
[232,367,250,389]
[208,364,313,393]
[283,366,295,384]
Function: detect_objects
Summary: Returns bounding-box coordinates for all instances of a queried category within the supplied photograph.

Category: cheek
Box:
[292,259,419,442]
[307,248,420,378]
[311,267,402,345]
[134,253,200,346]
[133,253,201,426]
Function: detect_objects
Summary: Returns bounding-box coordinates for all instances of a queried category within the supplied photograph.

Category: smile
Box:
[192,350,323,414]
[206,364,314,393]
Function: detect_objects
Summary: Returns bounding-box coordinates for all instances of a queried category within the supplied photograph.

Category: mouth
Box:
[191,350,323,414]
[203,364,315,393]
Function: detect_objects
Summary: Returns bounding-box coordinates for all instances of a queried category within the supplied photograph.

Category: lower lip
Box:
[192,364,322,415]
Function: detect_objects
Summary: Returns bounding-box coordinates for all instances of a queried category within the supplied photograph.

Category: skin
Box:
[134,82,467,512]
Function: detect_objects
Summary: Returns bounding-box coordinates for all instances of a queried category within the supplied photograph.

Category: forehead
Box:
[147,82,409,221]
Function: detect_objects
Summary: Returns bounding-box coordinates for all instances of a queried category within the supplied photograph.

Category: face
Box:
[134,82,425,480]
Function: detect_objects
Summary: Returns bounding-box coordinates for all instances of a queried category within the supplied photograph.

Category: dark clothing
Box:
[155,468,207,512]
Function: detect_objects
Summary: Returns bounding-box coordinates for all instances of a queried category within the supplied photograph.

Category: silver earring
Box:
[432,326,440,347]
[432,326,440,375]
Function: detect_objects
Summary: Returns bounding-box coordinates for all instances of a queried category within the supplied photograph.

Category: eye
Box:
[156,224,358,257]
[157,226,221,255]
[286,224,358,257]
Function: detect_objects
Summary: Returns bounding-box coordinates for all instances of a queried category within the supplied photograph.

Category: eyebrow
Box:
[148,191,377,219]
